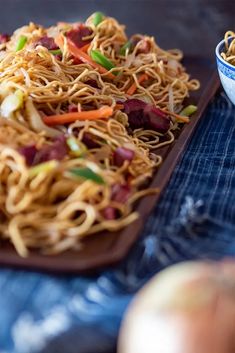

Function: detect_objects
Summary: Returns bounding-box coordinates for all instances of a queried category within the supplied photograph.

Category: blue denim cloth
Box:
[1,90,235,353]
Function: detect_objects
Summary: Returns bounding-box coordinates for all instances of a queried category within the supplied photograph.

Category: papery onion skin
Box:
[118,260,235,353]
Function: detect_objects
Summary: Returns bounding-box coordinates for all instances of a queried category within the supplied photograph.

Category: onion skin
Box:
[118,260,235,353]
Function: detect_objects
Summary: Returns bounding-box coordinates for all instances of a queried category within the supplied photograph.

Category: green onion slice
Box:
[49,49,62,55]
[93,12,104,26]
[66,137,87,157]
[180,105,197,117]
[90,49,116,72]
[28,160,58,178]
[68,167,105,184]
[16,35,27,51]
[120,41,131,56]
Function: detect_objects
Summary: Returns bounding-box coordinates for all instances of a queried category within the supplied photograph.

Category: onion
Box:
[118,260,235,353]
[137,94,153,104]
[46,26,60,39]
[123,142,136,151]
[0,90,24,118]
[168,85,174,113]
[124,52,136,68]
[20,68,31,87]
[25,98,60,137]
[132,58,144,67]
[168,58,180,72]
[0,50,7,61]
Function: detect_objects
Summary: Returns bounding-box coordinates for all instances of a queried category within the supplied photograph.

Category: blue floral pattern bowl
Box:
[216,38,235,105]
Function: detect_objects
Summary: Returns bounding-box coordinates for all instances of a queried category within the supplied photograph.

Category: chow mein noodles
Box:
[221,30,235,65]
[0,12,200,256]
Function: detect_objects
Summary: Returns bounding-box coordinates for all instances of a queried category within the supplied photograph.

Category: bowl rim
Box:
[215,37,235,72]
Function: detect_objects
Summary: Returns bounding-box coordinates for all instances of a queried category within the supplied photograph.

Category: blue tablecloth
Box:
[1,90,235,353]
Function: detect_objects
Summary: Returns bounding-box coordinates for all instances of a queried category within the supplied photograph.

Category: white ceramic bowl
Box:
[216,38,235,105]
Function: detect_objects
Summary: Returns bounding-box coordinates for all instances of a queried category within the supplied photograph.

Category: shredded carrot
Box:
[43,106,113,126]
[176,115,190,123]
[126,73,148,95]
[114,103,124,111]
[80,43,90,53]
[55,35,114,77]
[55,34,64,49]
[55,35,89,53]
[163,109,190,123]
[66,39,115,79]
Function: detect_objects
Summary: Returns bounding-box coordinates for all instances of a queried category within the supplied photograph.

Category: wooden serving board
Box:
[0,57,220,273]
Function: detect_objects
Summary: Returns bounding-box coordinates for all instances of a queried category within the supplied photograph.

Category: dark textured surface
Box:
[0,0,235,60]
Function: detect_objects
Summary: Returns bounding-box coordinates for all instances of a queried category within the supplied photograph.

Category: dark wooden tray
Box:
[0,56,220,273]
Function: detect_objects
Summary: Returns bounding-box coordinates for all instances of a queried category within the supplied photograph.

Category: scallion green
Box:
[180,105,197,117]
[90,49,116,72]
[49,49,62,55]
[120,41,131,56]
[68,167,105,184]
[93,12,104,26]
[16,35,27,51]
[28,160,58,178]
[66,137,87,157]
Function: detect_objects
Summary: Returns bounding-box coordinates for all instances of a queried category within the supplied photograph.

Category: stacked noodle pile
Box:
[221,30,235,65]
[0,13,199,256]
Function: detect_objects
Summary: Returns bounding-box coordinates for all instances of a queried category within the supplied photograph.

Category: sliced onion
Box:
[20,68,31,87]
[168,85,174,113]
[124,52,136,68]
[137,95,153,104]
[25,98,60,137]
[0,90,24,118]
[123,142,136,151]
[132,58,144,67]
[46,26,60,39]
[0,50,7,61]
[168,58,180,72]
